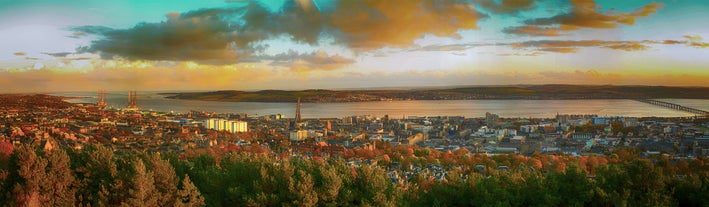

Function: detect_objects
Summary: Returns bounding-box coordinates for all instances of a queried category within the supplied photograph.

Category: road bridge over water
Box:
[634,99,709,116]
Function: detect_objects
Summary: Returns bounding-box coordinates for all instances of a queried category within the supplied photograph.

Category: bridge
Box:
[634,99,709,116]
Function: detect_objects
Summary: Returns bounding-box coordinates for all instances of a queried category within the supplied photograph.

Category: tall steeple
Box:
[295,97,302,123]
[127,91,138,109]
[97,89,107,107]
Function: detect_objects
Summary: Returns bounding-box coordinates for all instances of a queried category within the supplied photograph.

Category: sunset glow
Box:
[1,0,708,92]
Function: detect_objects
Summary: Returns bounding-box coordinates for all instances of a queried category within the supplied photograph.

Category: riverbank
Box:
[161,85,709,103]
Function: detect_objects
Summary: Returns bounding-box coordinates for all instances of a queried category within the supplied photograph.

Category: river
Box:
[54,92,709,118]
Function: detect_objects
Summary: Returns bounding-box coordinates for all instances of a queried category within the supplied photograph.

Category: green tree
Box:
[45,149,76,206]
[548,164,591,206]
[177,174,205,207]
[149,154,178,206]
[594,160,673,207]
[352,164,400,206]
[70,145,123,206]
[315,164,342,205]
[8,145,49,206]
[290,170,318,206]
[122,159,159,207]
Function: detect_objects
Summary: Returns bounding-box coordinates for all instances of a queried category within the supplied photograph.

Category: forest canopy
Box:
[0,144,708,206]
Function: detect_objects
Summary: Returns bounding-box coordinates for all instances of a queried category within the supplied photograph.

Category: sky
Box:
[1,0,708,92]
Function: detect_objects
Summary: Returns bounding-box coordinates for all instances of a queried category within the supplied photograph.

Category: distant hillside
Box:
[161,85,709,102]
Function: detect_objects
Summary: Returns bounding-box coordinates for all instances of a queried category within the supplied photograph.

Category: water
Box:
[54,92,709,118]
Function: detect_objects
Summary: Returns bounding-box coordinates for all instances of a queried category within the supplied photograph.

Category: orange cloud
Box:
[74,1,487,64]
[689,42,709,48]
[540,47,579,53]
[661,40,684,45]
[505,0,663,36]
[684,35,709,48]
[330,0,486,50]
[603,42,649,51]
[510,40,652,53]
[13,52,26,56]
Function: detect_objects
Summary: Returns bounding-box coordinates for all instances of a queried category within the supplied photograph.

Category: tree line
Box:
[0,143,708,206]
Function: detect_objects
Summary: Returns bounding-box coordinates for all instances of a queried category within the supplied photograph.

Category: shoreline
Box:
[162,96,709,103]
[158,85,709,103]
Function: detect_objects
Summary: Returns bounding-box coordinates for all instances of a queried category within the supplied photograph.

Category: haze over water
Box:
[57,92,709,119]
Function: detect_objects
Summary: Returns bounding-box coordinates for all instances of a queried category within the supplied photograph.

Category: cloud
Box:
[72,1,486,64]
[473,0,537,15]
[644,35,709,48]
[328,1,486,50]
[41,52,73,57]
[539,47,579,53]
[510,40,654,53]
[406,36,707,55]
[13,52,26,56]
[689,42,709,48]
[683,35,709,48]
[503,25,569,37]
[661,40,684,45]
[683,35,703,42]
[603,42,649,51]
[73,8,247,64]
[412,43,488,52]
[410,42,509,52]
[504,0,663,36]
[265,50,355,71]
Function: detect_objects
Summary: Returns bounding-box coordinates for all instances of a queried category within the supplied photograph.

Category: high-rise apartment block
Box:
[203,118,248,133]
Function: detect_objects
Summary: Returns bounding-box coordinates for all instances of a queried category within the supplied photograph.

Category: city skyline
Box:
[1,0,709,92]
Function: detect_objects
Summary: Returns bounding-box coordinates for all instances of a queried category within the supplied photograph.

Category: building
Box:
[592,117,609,125]
[486,112,499,128]
[623,118,640,127]
[290,130,308,141]
[511,135,526,143]
[202,118,247,133]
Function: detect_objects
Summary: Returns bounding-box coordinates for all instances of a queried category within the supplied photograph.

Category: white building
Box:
[290,130,308,141]
[203,118,248,133]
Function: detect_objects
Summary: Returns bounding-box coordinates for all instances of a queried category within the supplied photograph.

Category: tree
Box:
[122,159,159,207]
[549,164,592,206]
[594,160,673,206]
[316,164,342,205]
[352,164,399,206]
[289,170,318,206]
[149,154,178,206]
[8,145,49,206]
[177,174,205,207]
[45,149,76,206]
[0,140,13,160]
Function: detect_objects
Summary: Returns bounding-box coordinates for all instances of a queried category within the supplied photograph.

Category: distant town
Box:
[2,93,708,161]
[2,93,709,206]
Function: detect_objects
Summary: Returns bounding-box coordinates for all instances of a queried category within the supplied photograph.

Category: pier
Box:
[634,99,709,116]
